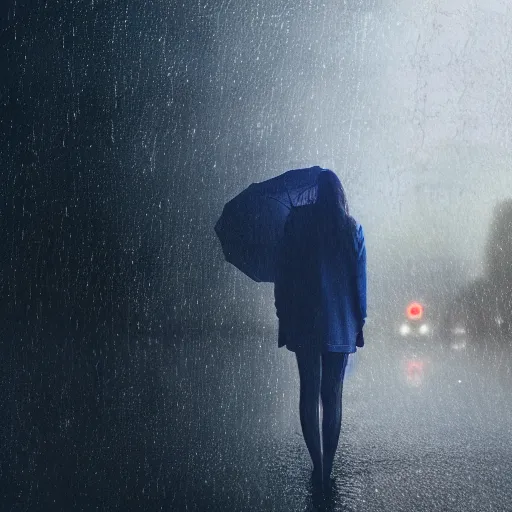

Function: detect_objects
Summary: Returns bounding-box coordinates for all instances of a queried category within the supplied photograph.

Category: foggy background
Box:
[1,0,512,510]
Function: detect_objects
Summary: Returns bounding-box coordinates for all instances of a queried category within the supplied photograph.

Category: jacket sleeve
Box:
[274,240,285,319]
[356,224,367,327]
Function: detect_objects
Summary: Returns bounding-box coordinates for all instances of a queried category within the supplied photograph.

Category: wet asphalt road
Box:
[4,327,512,511]
[165,328,512,512]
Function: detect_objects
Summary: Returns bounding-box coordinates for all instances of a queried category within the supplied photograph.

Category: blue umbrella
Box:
[214,166,328,282]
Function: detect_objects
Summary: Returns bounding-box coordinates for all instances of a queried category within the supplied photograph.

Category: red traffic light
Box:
[407,302,424,320]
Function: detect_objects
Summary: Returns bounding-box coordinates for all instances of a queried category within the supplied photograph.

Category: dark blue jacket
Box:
[274,204,367,353]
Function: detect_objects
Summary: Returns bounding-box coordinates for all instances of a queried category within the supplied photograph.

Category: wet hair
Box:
[314,169,357,255]
[315,169,349,215]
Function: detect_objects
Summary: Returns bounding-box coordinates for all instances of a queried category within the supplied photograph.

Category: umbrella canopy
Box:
[214,166,328,282]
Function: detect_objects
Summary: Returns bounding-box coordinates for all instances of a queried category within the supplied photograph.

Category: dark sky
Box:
[3,0,510,339]
[0,0,388,342]
[2,1,219,338]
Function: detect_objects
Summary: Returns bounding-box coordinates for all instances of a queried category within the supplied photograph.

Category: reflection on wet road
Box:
[5,328,511,510]
[166,329,512,511]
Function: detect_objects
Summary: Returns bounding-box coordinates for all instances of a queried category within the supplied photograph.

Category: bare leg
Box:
[321,353,348,485]
[295,347,323,484]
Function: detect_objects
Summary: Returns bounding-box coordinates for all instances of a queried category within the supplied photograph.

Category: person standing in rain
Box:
[274,169,367,491]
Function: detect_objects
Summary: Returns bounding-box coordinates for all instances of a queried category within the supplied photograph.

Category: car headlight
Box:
[419,324,429,335]
[450,340,467,350]
[399,324,411,336]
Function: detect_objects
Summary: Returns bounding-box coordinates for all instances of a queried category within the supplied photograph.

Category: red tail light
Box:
[407,360,425,376]
[407,302,424,320]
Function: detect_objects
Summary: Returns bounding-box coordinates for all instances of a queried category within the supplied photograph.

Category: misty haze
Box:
[1,0,512,510]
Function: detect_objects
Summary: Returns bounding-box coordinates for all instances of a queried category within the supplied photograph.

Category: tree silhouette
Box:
[485,199,512,335]
[486,199,512,286]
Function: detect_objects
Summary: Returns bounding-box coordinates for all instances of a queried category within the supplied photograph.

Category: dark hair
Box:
[313,170,357,255]
[315,170,350,215]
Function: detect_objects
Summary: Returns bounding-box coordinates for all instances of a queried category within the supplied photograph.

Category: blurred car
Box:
[378,256,483,387]
[395,300,436,387]
[397,301,432,339]
[442,199,512,351]
[443,277,512,351]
